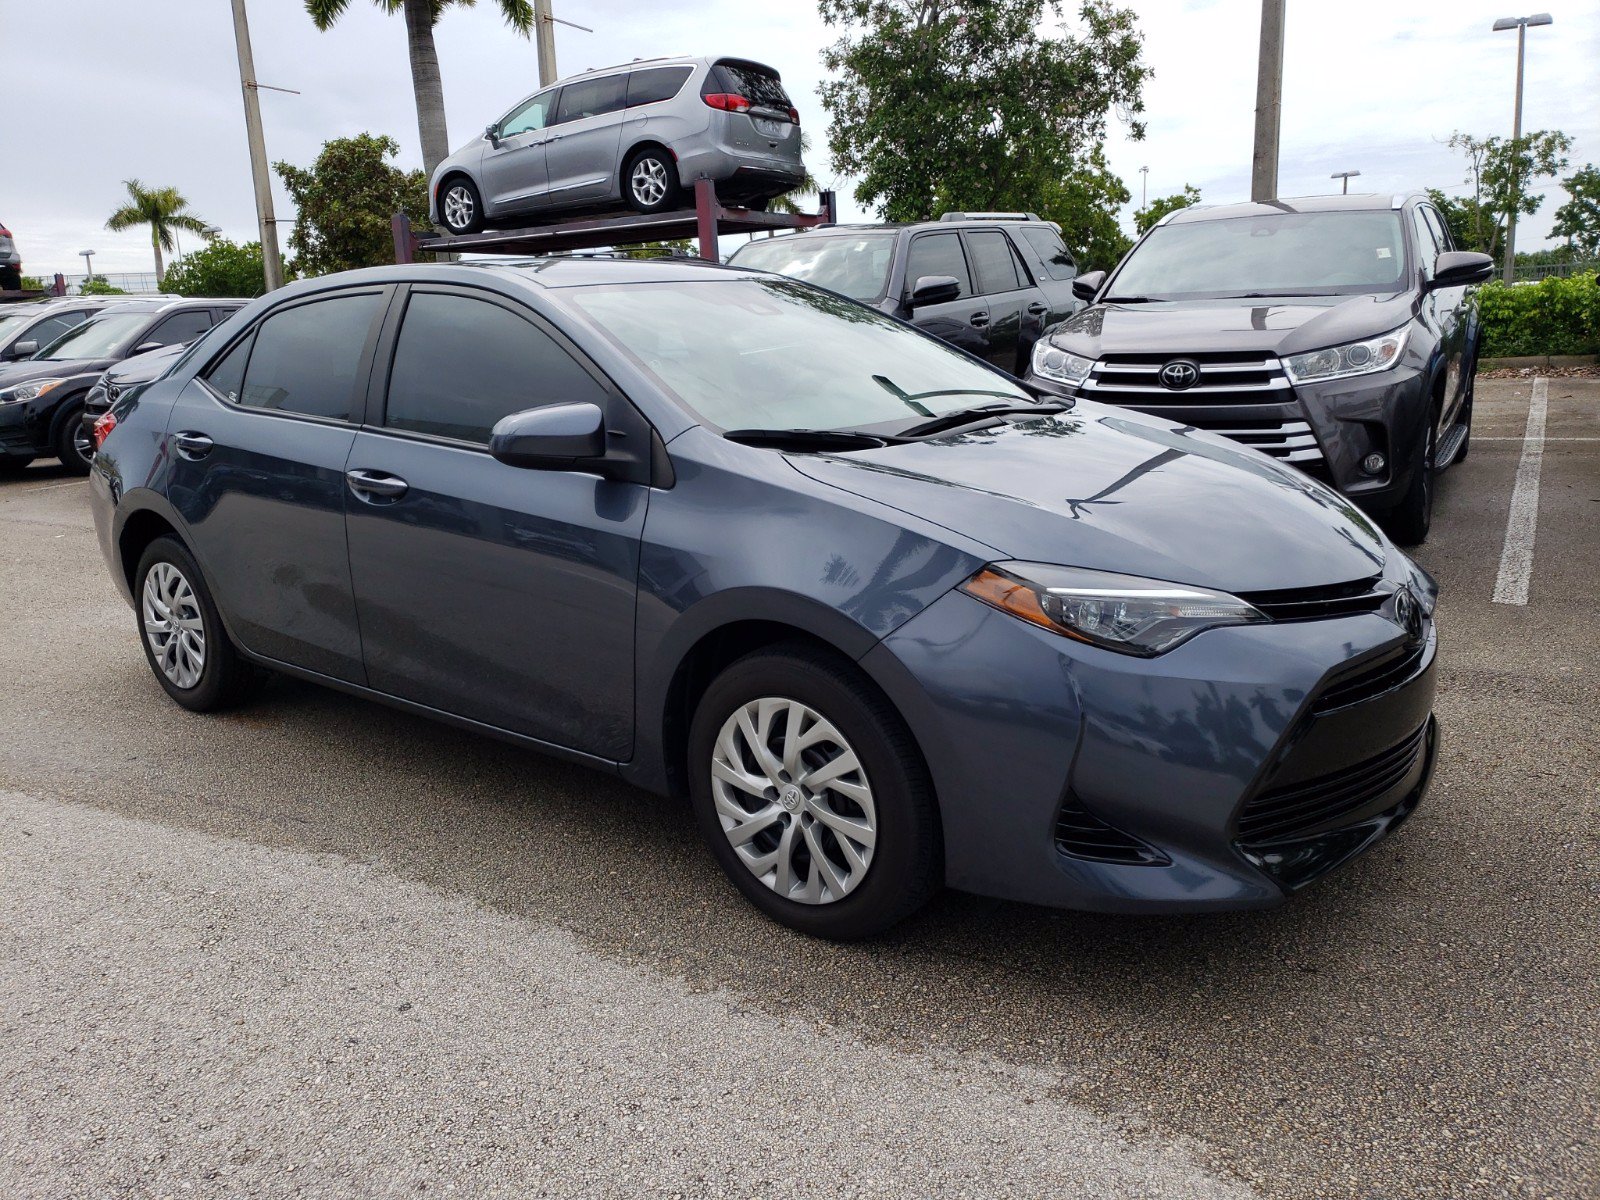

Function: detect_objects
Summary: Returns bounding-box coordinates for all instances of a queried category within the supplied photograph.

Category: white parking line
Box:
[1491,376,1549,606]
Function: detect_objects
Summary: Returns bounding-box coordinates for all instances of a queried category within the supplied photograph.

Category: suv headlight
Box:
[962,562,1267,656]
[1283,326,1409,385]
[1030,340,1095,386]
[0,378,66,404]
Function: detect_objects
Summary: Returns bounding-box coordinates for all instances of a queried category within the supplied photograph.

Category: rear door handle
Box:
[346,469,409,500]
[173,431,214,460]
[969,312,990,327]
[1026,302,1049,315]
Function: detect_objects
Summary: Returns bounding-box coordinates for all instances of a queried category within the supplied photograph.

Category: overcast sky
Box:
[5,0,1596,278]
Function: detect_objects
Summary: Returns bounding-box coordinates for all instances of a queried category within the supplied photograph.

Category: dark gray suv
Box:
[1026,194,1494,543]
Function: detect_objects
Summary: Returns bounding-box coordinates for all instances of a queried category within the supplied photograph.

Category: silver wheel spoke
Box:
[801,749,860,792]
[142,562,206,690]
[807,799,876,852]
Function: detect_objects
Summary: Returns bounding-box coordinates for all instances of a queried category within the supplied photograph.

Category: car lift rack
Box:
[393,178,837,264]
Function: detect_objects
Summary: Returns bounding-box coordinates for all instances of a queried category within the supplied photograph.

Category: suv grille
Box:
[1238,722,1429,845]
[1055,796,1168,865]
[1080,352,1291,408]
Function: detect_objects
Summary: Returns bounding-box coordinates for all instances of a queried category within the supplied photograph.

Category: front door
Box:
[481,90,557,214]
[901,231,989,361]
[342,286,647,759]
[543,74,628,206]
[163,288,387,683]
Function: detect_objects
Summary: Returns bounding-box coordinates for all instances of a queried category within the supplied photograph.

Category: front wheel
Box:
[438,176,484,235]
[135,537,265,712]
[687,644,941,939]
[1380,417,1436,547]
[624,149,680,214]
[54,399,94,475]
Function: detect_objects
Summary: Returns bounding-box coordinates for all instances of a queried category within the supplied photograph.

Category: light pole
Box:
[1251,0,1286,202]
[229,0,286,292]
[1139,165,1149,211]
[202,225,223,240]
[1331,170,1361,194]
[79,250,95,285]
[1492,12,1552,285]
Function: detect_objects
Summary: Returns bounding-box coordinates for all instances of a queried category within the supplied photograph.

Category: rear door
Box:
[481,90,557,213]
[962,228,1048,375]
[901,232,988,360]
[543,73,628,205]
[1013,224,1082,318]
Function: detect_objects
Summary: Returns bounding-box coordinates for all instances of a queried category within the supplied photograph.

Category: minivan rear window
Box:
[707,60,792,113]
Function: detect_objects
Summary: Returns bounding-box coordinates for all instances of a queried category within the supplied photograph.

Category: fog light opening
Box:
[1361,452,1386,476]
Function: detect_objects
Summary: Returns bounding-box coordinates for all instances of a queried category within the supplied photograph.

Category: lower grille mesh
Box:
[1238,723,1429,844]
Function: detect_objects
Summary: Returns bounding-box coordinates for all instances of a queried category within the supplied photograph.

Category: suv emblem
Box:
[1393,587,1423,641]
[1159,359,1201,390]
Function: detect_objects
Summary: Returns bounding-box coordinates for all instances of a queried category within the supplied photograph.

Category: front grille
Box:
[1237,722,1429,844]
[1080,351,1292,408]
[1241,576,1387,621]
[1055,796,1168,865]
[1314,641,1427,714]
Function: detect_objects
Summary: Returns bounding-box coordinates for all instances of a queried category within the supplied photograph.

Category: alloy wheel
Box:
[443,185,475,232]
[142,561,206,689]
[71,423,95,467]
[630,157,668,207]
[710,697,877,905]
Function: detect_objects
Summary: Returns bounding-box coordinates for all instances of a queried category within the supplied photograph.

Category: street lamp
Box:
[1492,12,1553,285]
[78,249,95,285]
[1331,170,1361,194]
[1139,165,1149,211]
[202,225,222,240]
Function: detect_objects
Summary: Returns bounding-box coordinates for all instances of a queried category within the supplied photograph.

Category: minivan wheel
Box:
[624,149,679,214]
[54,400,93,475]
[439,177,484,234]
[687,644,940,939]
[135,537,264,712]
[1381,417,1436,547]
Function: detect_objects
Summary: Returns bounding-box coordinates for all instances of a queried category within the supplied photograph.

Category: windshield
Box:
[729,234,898,302]
[1111,212,1409,299]
[35,313,150,360]
[568,278,1031,431]
[0,313,31,342]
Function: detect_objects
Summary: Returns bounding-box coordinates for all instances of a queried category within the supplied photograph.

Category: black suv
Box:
[1025,194,1494,543]
[0,297,244,475]
[726,213,1083,377]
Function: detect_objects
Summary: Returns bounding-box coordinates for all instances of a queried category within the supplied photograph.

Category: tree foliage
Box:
[1477,272,1599,357]
[1034,144,1132,270]
[162,238,279,298]
[105,179,211,283]
[818,0,1150,223]
[1426,188,1501,258]
[1551,164,1600,260]
[79,276,126,295]
[1135,184,1200,236]
[1445,130,1572,263]
[275,134,429,277]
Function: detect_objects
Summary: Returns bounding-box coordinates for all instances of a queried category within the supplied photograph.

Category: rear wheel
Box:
[135,537,264,712]
[624,148,680,214]
[438,176,484,235]
[1381,416,1436,547]
[53,399,93,475]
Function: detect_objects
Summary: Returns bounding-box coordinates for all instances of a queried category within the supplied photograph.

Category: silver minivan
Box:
[427,56,808,234]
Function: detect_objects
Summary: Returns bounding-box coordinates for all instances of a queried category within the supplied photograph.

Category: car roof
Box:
[95,297,248,316]
[256,257,765,301]
[1163,193,1426,225]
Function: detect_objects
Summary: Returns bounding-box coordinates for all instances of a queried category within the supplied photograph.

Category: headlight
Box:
[0,377,66,404]
[1030,340,1095,386]
[1282,326,1409,385]
[961,562,1267,656]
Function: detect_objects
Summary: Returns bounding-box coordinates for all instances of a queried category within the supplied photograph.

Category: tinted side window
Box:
[203,333,252,404]
[627,66,693,108]
[965,230,1026,294]
[383,292,610,444]
[1018,226,1077,280]
[501,92,553,137]
[142,310,213,350]
[25,313,82,348]
[235,293,381,419]
[905,234,971,299]
[554,74,627,124]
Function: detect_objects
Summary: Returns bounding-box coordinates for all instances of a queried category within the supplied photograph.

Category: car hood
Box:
[1046,293,1417,358]
[0,358,110,388]
[786,406,1389,593]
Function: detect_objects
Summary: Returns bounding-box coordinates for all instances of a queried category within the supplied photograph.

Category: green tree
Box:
[1135,184,1200,235]
[1035,144,1133,270]
[104,179,211,284]
[79,276,126,296]
[162,238,279,298]
[818,0,1150,222]
[275,134,429,276]
[304,0,533,177]
[1551,164,1600,259]
[1426,188,1502,257]
[1448,130,1572,264]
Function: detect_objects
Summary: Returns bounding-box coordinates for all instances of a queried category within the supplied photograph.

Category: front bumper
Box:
[0,396,49,458]
[862,554,1437,913]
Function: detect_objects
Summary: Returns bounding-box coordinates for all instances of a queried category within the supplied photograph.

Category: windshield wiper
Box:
[722,428,888,452]
[1101,295,1166,303]
[1215,292,1302,299]
[895,401,1070,440]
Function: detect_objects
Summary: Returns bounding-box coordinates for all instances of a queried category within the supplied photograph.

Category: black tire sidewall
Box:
[134,537,242,712]
[687,647,939,939]
[624,151,679,214]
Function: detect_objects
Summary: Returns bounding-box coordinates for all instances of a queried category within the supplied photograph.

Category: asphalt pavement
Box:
[1,377,1596,1199]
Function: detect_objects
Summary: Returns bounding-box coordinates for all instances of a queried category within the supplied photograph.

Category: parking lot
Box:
[1,376,1595,1198]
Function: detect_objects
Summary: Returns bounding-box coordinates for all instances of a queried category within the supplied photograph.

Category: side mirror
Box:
[132,341,163,354]
[1071,270,1106,303]
[485,123,502,147]
[489,401,607,470]
[907,275,961,308]
[10,340,38,358]
[1430,251,1494,289]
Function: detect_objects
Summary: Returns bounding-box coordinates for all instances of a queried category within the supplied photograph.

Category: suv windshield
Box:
[569,278,1030,431]
[35,313,151,360]
[729,233,898,302]
[1111,211,1409,299]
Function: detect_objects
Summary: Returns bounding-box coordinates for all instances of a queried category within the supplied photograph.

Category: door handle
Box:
[173,431,214,460]
[1026,302,1049,315]
[969,312,990,327]
[346,469,409,500]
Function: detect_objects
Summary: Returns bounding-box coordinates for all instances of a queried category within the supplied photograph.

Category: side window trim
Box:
[1003,231,1039,287]
[905,231,973,300]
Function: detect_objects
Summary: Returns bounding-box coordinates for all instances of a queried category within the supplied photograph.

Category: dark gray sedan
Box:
[87,258,1438,938]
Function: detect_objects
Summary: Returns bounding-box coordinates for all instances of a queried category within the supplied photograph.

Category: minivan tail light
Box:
[702,92,751,113]
[788,107,800,124]
[92,411,117,449]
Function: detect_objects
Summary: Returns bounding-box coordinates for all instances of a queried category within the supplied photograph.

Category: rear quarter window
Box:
[1017,226,1077,281]
[627,66,693,108]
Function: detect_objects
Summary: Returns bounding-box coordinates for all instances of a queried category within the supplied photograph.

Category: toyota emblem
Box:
[1158,359,1201,390]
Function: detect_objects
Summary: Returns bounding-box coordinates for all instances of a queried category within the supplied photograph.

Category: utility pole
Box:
[1251,0,1285,203]
[534,0,557,87]
[1493,13,1553,285]
[229,0,285,292]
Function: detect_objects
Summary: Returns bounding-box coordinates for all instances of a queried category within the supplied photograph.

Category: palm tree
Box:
[305,0,533,178]
[105,180,211,284]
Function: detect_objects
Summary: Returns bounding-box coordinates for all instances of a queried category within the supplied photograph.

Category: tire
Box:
[687,642,941,939]
[0,265,20,290]
[1380,416,1436,547]
[623,148,680,214]
[438,176,485,235]
[134,536,265,712]
[53,398,93,475]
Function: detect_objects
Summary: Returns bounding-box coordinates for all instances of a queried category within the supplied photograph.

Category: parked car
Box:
[1025,193,1494,544]
[80,342,190,448]
[0,220,21,290]
[728,213,1083,377]
[90,258,1438,939]
[0,297,244,474]
[429,55,806,233]
[0,297,135,365]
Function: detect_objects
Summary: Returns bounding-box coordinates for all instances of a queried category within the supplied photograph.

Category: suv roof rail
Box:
[939,211,1043,223]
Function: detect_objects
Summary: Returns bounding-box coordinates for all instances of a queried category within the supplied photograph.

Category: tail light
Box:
[92,411,117,449]
[702,92,751,113]
[788,107,800,124]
